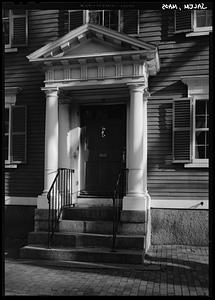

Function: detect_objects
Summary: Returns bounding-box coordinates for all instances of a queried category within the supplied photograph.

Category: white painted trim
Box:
[5,196,37,206]
[184,161,209,168]
[27,23,155,60]
[186,31,210,37]
[151,199,208,209]
[5,47,18,53]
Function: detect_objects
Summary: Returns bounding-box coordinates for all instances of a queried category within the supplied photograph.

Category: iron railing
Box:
[47,168,74,248]
[111,168,128,251]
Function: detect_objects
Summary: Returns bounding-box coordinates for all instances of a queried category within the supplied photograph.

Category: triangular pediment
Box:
[61,38,127,57]
[27,23,156,61]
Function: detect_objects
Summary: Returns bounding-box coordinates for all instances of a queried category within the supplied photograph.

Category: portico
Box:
[27,23,159,213]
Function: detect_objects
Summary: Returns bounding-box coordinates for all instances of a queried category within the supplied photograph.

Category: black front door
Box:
[80,104,126,196]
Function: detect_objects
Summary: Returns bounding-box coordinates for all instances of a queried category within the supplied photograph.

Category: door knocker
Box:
[100,126,106,138]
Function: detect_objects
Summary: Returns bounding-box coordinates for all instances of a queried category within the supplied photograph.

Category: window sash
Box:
[193,10,212,32]
[5,108,10,163]
[5,105,27,164]
[68,10,127,33]
[193,97,209,160]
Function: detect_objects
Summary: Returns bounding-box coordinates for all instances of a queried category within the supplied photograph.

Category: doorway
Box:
[80,104,126,196]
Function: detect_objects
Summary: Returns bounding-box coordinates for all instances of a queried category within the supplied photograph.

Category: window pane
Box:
[3,20,9,44]
[5,108,9,133]
[196,99,206,115]
[89,11,103,25]
[195,131,208,159]
[196,116,206,128]
[4,135,9,161]
[2,9,9,18]
[196,10,212,27]
[196,131,206,145]
[195,145,205,158]
[206,10,212,26]
[104,10,118,30]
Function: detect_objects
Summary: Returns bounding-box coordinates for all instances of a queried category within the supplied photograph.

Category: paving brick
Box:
[5,245,209,296]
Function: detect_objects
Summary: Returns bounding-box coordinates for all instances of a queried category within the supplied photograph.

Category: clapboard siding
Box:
[4,10,59,197]
[147,100,208,201]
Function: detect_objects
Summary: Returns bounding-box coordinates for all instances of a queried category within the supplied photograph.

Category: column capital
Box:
[41,87,59,97]
[127,82,146,93]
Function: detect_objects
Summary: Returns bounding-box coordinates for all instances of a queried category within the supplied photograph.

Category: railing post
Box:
[47,194,51,249]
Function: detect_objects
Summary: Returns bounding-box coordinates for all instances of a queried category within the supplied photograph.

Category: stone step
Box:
[20,245,144,264]
[76,197,113,207]
[59,220,146,235]
[28,231,145,250]
[62,206,114,221]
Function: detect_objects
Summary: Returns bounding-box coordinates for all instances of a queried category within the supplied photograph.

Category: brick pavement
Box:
[4,245,209,296]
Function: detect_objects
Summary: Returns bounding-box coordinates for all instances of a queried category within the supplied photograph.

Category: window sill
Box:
[5,164,18,169]
[184,161,209,168]
[5,47,18,53]
[186,31,211,37]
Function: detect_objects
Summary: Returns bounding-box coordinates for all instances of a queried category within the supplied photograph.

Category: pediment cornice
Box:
[27,24,160,84]
[28,24,156,61]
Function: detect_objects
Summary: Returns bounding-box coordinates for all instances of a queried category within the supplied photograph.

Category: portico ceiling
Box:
[27,23,160,86]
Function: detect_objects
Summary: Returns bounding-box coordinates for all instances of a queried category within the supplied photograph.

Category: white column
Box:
[37,87,59,209]
[123,83,149,211]
[58,104,70,168]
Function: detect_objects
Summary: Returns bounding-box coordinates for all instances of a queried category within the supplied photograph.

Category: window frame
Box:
[193,10,212,33]
[3,9,28,50]
[68,10,139,34]
[4,88,27,167]
[87,10,122,32]
[5,106,11,164]
[174,10,212,36]
[191,95,209,165]
[5,104,27,165]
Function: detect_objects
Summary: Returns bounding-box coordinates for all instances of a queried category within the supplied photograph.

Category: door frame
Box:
[79,102,127,196]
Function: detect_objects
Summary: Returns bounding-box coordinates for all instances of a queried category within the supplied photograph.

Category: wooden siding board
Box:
[147,99,208,200]
[4,9,58,197]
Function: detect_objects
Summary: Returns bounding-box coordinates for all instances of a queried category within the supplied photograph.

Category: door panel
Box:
[80,105,126,195]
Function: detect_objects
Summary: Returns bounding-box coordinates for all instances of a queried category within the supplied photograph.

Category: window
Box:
[174,10,212,36]
[88,10,120,31]
[2,9,28,49]
[193,97,209,160]
[5,105,27,165]
[5,88,27,166]
[173,76,209,167]
[68,10,139,34]
[194,10,212,32]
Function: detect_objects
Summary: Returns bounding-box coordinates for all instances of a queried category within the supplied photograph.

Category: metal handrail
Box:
[111,168,128,252]
[47,168,74,248]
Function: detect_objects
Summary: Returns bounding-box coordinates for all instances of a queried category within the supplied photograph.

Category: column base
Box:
[37,193,49,209]
[122,194,148,211]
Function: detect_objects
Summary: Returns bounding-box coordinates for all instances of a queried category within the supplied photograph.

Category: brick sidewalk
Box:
[4,245,209,296]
